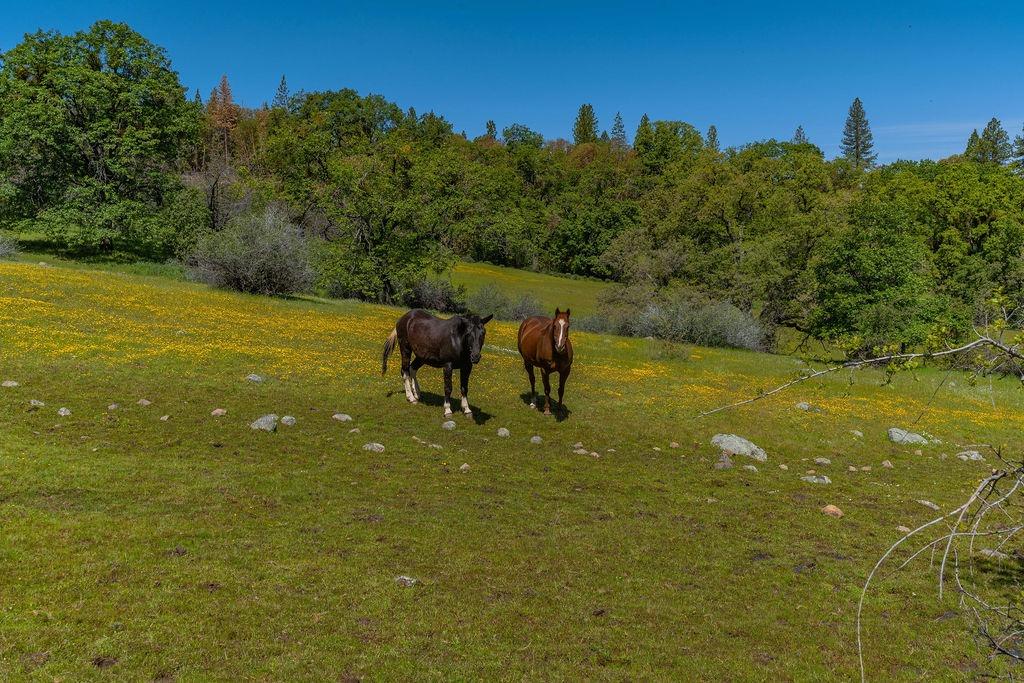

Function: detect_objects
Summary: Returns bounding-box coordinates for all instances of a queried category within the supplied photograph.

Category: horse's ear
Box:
[555,307,561,316]
[481,314,493,324]
[566,308,571,317]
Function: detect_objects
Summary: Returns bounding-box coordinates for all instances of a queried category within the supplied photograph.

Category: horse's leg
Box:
[557,367,570,416]
[526,363,537,409]
[410,357,424,401]
[541,370,553,416]
[459,364,472,416]
[442,364,454,417]
[400,344,415,403]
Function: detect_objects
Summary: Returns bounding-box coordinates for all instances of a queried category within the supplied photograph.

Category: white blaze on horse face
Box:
[556,320,567,350]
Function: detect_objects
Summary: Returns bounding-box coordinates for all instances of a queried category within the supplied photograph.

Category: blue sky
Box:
[2,1,1022,162]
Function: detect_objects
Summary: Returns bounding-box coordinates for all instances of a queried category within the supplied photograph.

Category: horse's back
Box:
[518,316,551,362]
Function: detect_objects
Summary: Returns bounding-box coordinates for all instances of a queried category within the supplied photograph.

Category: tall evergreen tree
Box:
[965,129,982,160]
[706,125,719,152]
[633,114,654,160]
[272,75,289,109]
[600,130,610,143]
[841,97,876,168]
[980,117,1012,164]
[485,120,497,140]
[572,103,598,145]
[1013,125,1024,171]
[792,125,808,144]
[610,112,627,148]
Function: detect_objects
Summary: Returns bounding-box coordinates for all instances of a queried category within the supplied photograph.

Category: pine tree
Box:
[792,125,808,144]
[485,120,497,140]
[572,103,598,145]
[633,114,654,161]
[1013,125,1024,171]
[841,97,876,168]
[207,75,240,158]
[610,112,627,148]
[980,117,1012,164]
[272,75,289,110]
[965,129,982,161]
[706,125,719,152]
[600,130,610,143]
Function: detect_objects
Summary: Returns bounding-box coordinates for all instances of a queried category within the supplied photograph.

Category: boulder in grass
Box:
[497,427,510,438]
[29,399,44,409]
[801,475,831,485]
[211,408,227,417]
[137,399,151,407]
[530,435,542,444]
[711,434,767,462]
[57,407,71,417]
[888,428,928,445]
[442,420,457,431]
[395,575,419,587]
[246,374,264,383]
[712,453,734,470]
[108,403,120,411]
[1,380,19,388]
[459,463,470,473]
[814,457,831,466]
[956,450,983,461]
[821,504,844,518]
[250,414,278,432]
[881,460,894,469]
[281,416,296,427]
[332,413,352,422]
[917,500,940,512]
[363,442,385,453]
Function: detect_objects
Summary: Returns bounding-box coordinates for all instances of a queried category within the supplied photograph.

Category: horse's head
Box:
[461,313,493,364]
[553,308,571,353]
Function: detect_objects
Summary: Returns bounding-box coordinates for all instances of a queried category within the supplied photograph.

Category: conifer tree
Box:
[965,129,982,160]
[706,124,719,152]
[610,112,627,148]
[600,130,610,143]
[841,97,876,168]
[633,114,655,163]
[980,117,1012,164]
[1012,125,1024,171]
[272,75,289,110]
[572,103,598,145]
[485,120,497,140]
[792,125,808,144]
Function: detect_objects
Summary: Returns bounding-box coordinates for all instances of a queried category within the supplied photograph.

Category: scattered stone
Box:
[245,374,264,383]
[363,442,385,453]
[159,415,170,422]
[497,427,510,438]
[712,453,734,470]
[211,408,227,417]
[57,407,71,417]
[607,448,616,453]
[442,420,457,431]
[395,575,419,587]
[332,413,352,422]
[711,434,767,462]
[742,464,758,472]
[850,430,864,438]
[914,449,923,456]
[589,451,600,458]
[572,442,584,449]
[137,399,151,407]
[349,428,361,434]
[573,448,589,455]
[670,441,680,449]
[801,475,832,485]
[882,460,894,469]
[459,463,470,473]
[917,500,940,512]
[706,497,719,504]
[281,416,296,427]
[979,548,1010,561]
[429,443,442,449]
[956,450,984,461]
[250,414,279,432]
[847,466,857,472]
[821,504,844,518]
[888,427,928,445]
[860,466,871,471]
[896,525,912,534]
[108,403,119,411]
[29,399,44,409]
[795,401,820,412]
[530,435,542,444]
[814,457,831,466]
[1,380,19,388]
[779,464,789,471]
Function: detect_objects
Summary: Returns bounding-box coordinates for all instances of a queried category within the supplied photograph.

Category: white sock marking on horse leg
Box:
[443,400,452,416]
[403,372,415,402]
[461,395,471,415]
[411,369,421,399]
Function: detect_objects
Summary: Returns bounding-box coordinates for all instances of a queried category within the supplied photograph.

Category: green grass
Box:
[1,260,1021,679]
[449,261,607,318]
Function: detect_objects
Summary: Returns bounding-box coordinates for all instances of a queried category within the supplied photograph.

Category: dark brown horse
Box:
[382,309,493,417]
[517,308,573,416]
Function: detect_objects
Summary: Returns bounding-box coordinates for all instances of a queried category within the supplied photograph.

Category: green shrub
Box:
[186,205,313,295]
[404,278,466,313]
[0,232,17,259]
[466,284,510,319]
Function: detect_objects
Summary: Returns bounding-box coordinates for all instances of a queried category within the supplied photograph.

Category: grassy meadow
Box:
[449,261,607,318]
[2,260,1022,679]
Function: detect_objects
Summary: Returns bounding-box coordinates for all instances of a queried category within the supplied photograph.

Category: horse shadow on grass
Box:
[386,389,494,425]
[518,391,572,422]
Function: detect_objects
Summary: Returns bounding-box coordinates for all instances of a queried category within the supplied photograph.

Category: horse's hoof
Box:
[463,410,473,417]
[444,411,453,418]
[529,403,536,410]
[543,409,552,416]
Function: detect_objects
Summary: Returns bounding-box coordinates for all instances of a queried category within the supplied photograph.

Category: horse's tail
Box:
[381,328,398,375]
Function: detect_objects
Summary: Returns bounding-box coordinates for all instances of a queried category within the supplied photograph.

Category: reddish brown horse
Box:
[517,308,573,416]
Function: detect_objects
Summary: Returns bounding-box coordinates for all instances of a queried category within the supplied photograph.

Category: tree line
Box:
[3,21,1024,354]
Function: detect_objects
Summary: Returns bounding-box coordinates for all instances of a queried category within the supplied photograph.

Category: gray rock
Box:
[882,460,894,469]
[459,463,470,472]
[442,420,457,431]
[850,430,864,438]
[896,525,912,534]
[795,401,818,412]
[395,575,419,587]
[245,374,264,383]
[1,380,19,388]
[349,428,361,434]
[778,464,789,470]
[670,441,680,448]
[281,416,296,427]
[57,407,71,417]
[814,457,831,466]
[137,399,151,407]
[979,548,1009,561]
[801,475,832,485]
[108,403,119,411]
[572,442,584,449]
[956,450,983,461]
[497,427,510,438]
[917,499,940,512]
[211,408,227,417]
[363,442,385,452]
[711,434,767,462]
[332,413,352,422]
[159,415,170,422]
[742,464,758,472]
[530,435,542,444]
[712,453,734,470]
[29,399,44,409]
[888,428,928,445]
[250,414,279,432]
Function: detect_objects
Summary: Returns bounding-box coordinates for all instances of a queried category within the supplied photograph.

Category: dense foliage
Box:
[3,21,1024,354]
